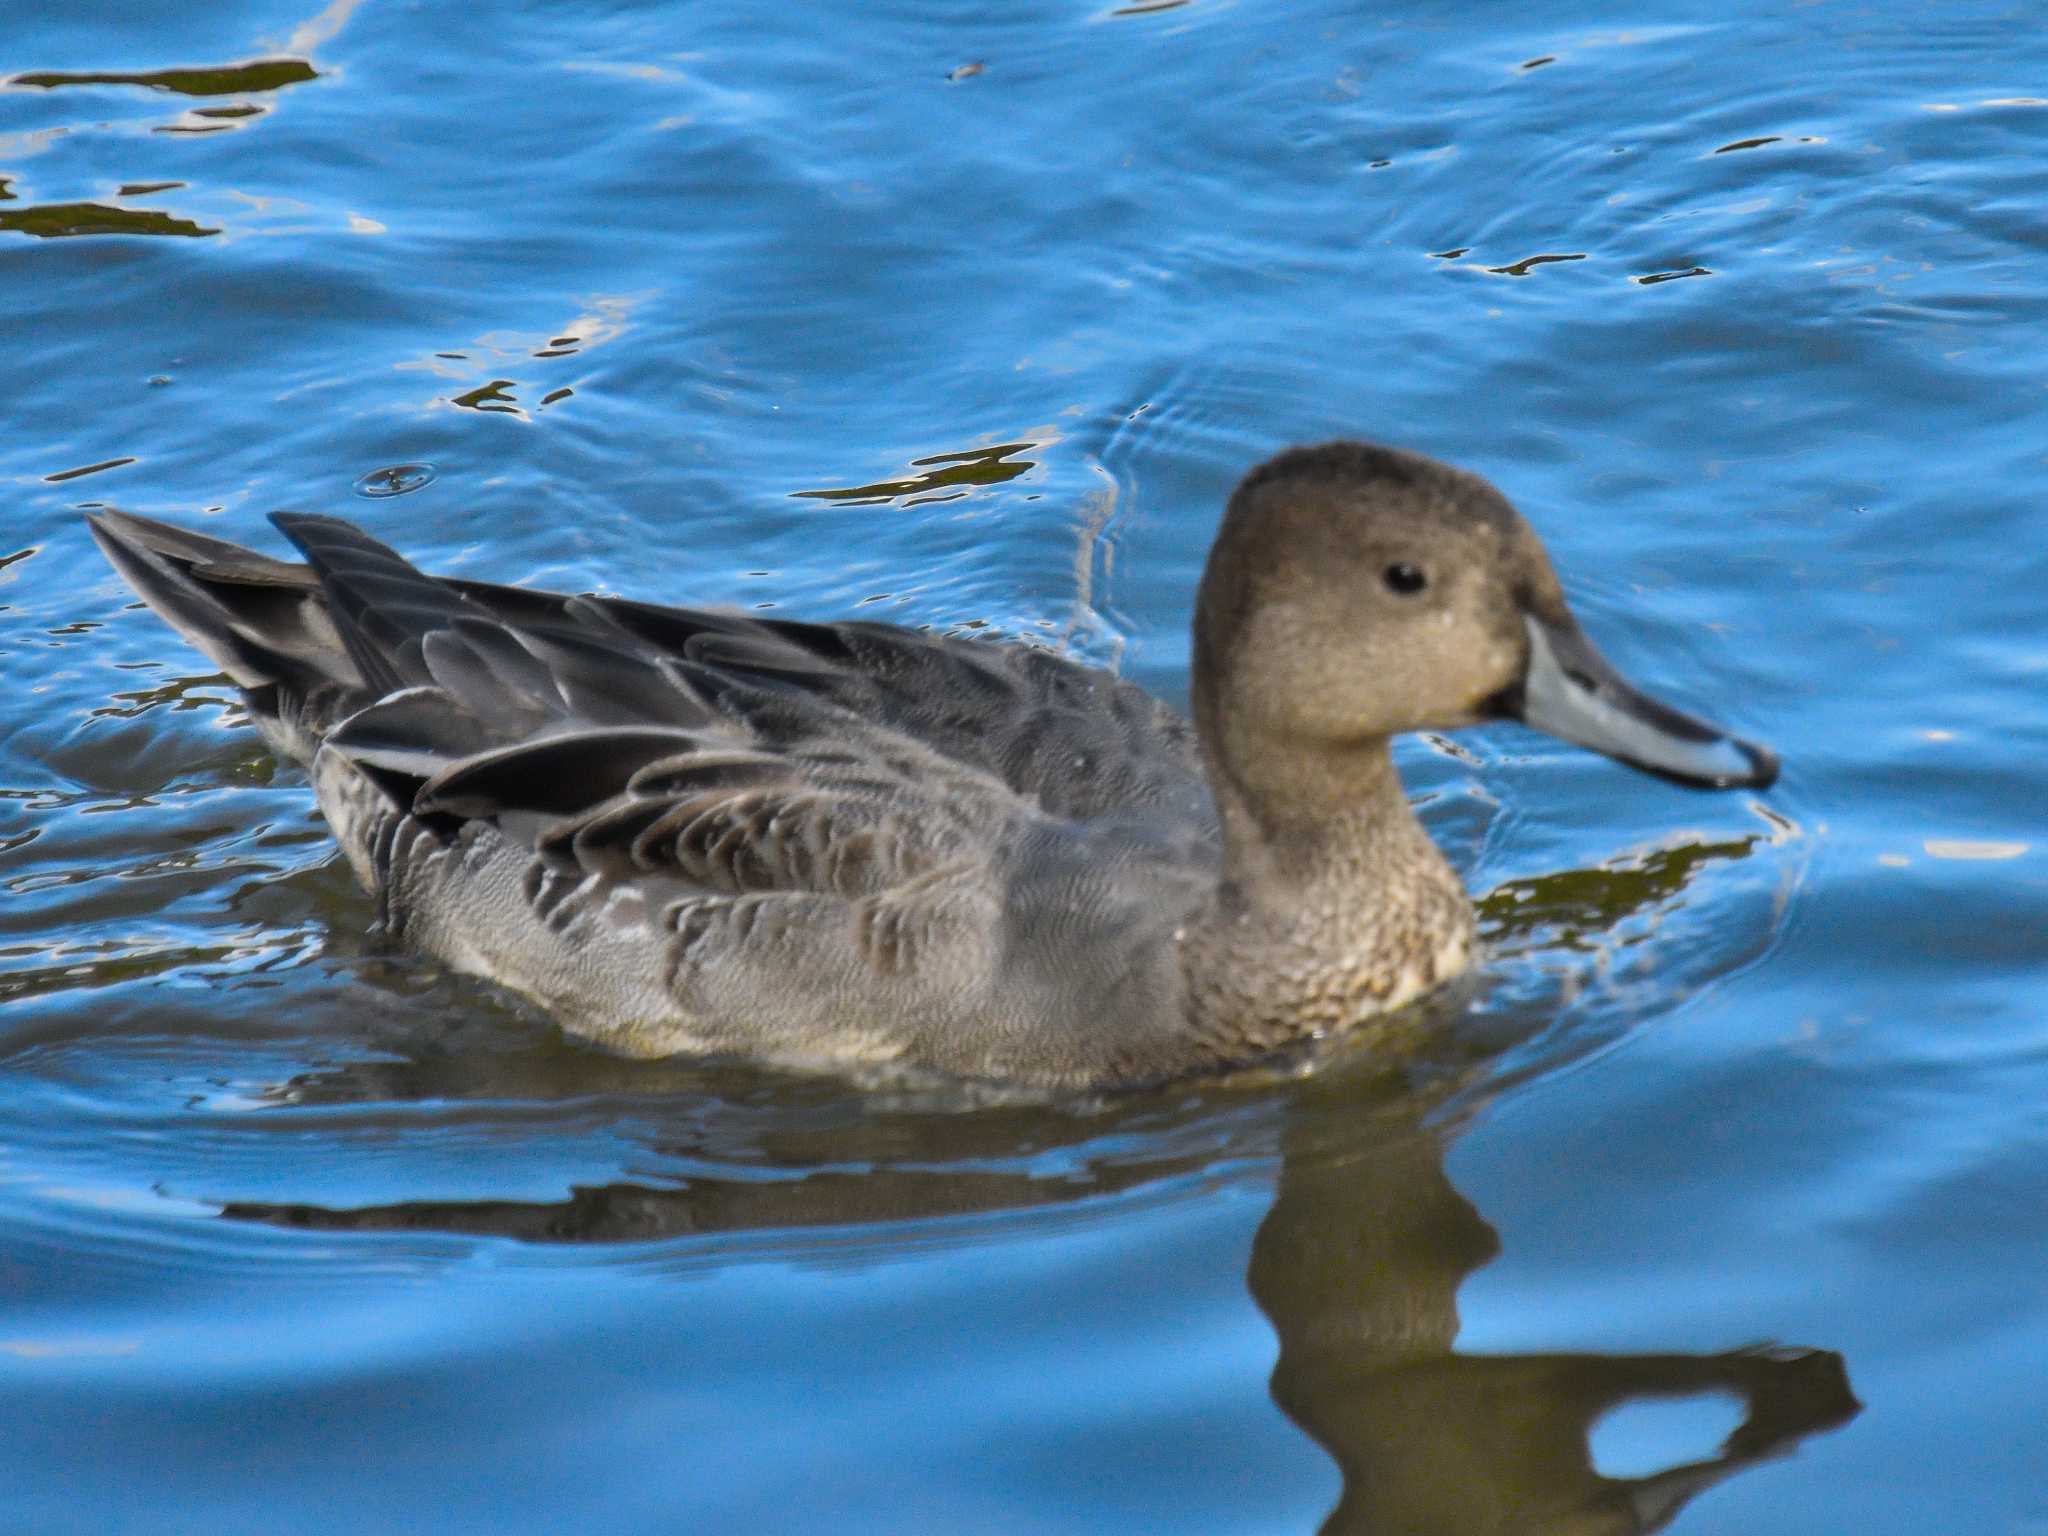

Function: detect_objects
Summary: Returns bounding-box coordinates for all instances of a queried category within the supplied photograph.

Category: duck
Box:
[89,441,1775,1088]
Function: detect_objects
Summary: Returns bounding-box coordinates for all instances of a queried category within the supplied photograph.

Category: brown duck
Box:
[90,442,1775,1087]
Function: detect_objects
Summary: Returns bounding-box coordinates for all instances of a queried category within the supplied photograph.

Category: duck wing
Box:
[90,509,1219,1078]
[90,507,1216,893]
[265,511,1209,828]
[566,594,1214,828]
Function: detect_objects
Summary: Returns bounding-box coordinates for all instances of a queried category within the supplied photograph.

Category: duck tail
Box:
[86,508,367,699]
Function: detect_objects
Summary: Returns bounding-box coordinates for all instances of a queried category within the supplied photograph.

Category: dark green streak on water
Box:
[793,443,1039,505]
[9,59,317,97]
[1,204,217,239]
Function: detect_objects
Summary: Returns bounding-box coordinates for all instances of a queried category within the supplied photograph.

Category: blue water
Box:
[5,2,2046,1531]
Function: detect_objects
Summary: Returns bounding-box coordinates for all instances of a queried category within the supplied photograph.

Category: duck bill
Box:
[1500,613,1779,790]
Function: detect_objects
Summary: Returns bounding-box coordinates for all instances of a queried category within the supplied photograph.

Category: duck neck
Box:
[1180,739,1474,1062]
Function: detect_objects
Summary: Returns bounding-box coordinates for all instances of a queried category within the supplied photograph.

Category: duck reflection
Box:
[219,829,1850,1530]
[1251,1078,1856,1535]
[224,1063,1854,1530]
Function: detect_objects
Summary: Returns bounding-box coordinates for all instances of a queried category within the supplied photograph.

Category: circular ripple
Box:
[352,463,437,499]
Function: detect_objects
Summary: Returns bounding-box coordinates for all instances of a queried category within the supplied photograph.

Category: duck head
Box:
[1191,441,1778,795]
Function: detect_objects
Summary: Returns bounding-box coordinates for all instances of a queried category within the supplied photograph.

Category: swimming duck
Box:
[89,442,1774,1087]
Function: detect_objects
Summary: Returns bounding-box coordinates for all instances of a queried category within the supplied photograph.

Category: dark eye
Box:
[1384,562,1427,595]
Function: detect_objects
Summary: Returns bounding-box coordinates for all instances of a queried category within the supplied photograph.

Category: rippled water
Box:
[6,2,2046,1531]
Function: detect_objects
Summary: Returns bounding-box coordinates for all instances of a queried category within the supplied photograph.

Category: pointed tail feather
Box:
[87,510,364,693]
[268,513,485,696]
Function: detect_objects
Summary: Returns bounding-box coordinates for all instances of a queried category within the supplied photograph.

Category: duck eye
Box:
[1383,562,1427,595]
